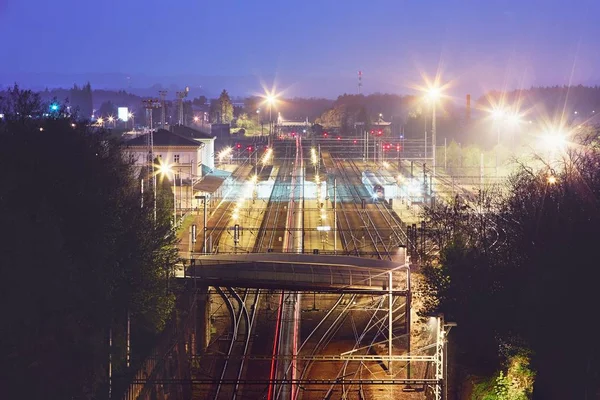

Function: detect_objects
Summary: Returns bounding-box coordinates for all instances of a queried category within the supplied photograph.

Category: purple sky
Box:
[1,0,599,98]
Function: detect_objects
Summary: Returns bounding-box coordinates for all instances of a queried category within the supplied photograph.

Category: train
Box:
[362,170,386,200]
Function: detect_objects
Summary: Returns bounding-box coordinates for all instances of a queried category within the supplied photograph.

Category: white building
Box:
[171,125,217,171]
[125,129,205,180]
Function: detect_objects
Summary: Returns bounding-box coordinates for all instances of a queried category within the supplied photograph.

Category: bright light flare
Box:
[382,161,390,169]
[218,147,233,163]
[506,113,522,126]
[547,175,557,185]
[157,162,174,177]
[491,108,506,121]
[426,87,442,101]
[411,71,452,105]
[541,131,567,150]
[261,147,273,165]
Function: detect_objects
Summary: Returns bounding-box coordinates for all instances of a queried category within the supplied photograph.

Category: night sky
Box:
[1,0,599,97]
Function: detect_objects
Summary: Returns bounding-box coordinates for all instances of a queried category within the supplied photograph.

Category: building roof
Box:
[193,175,227,194]
[171,124,215,140]
[125,129,202,147]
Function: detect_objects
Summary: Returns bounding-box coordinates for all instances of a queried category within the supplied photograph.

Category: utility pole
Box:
[159,90,167,128]
[142,98,162,222]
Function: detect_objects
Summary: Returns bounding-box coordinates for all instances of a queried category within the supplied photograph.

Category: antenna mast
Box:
[358,70,363,94]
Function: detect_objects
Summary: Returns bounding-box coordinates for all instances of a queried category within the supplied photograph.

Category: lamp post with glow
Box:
[264,93,278,146]
[425,87,442,178]
[128,112,135,130]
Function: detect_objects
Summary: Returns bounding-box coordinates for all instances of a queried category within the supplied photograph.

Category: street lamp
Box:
[264,93,278,145]
[128,112,135,130]
[97,117,104,127]
[425,86,442,178]
[108,115,115,127]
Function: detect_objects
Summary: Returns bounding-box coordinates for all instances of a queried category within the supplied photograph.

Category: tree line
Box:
[0,85,179,398]
[419,126,600,399]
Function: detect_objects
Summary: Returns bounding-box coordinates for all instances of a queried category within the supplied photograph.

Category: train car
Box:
[362,170,385,200]
[376,168,399,199]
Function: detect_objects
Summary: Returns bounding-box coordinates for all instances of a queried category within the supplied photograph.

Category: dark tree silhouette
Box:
[420,129,600,399]
[0,89,179,399]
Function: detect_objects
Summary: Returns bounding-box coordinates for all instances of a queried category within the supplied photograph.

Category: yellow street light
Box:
[158,163,173,176]
[426,87,442,102]
[421,83,445,178]
[547,175,557,185]
[541,131,567,150]
[491,108,506,121]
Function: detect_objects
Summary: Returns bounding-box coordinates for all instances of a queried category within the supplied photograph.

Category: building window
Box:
[174,154,180,163]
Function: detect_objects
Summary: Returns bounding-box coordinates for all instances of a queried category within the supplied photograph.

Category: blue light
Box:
[50,103,59,111]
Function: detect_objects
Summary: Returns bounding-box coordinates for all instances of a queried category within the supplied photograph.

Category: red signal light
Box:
[236,143,241,148]
[396,144,401,151]
[323,132,328,137]
[247,146,253,151]
[337,136,341,140]
[353,140,357,144]
[378,130,382,136]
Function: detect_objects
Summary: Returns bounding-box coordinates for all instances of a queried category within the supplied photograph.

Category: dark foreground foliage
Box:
[420,129,600,399]
[0,86,179,399]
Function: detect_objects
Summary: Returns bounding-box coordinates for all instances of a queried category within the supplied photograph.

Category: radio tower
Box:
[158,90,167,127]
[358,70,363,94]
[176,86,190,125]
[142,98,162,222]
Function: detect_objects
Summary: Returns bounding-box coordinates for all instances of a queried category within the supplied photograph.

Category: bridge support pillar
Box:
[195,285,210,354]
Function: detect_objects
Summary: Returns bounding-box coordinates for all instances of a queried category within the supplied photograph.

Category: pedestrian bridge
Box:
[181,253,409,295]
